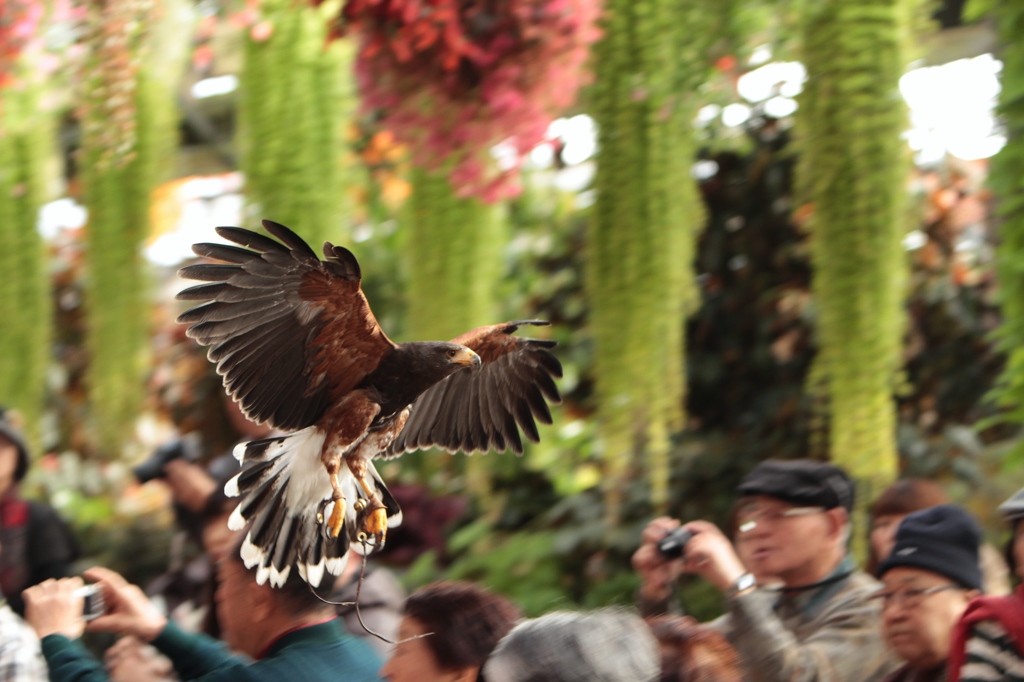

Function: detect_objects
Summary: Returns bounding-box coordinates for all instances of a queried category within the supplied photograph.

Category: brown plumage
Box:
[177,220,562,587]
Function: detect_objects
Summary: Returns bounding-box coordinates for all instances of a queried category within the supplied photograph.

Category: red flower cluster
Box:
[335,0,600,202]
[0,0,43,90]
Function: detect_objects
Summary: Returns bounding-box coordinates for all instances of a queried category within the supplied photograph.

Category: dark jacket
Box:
[40,619,382,682]
[0,497,78,615]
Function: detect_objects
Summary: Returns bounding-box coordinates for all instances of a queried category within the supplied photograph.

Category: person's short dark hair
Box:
[737,459,854,512]
[0,407,30,483]
[225,534,332,617]
[866,478,950,575]
[403,581,520,670]
[877,504,982,591]
[483,609,659,682]
[869,478,948,519]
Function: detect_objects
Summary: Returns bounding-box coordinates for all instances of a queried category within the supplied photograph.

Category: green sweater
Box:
[41,619,383,682]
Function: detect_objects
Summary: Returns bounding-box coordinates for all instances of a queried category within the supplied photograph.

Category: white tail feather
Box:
[227,426,401,587]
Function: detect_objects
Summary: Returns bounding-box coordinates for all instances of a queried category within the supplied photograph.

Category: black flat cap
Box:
[737,459,855,512]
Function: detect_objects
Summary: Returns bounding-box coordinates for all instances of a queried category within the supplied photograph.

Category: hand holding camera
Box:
[23,568,168,643]
[24,577,89,640]
[632,517,689,604]
[81,566,168,643]
[657,527,696,559]
[133,434,202,485]
[633,518,751,598]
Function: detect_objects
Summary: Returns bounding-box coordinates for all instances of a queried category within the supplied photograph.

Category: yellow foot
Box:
[354,497,388,545]
[327,497,346,538]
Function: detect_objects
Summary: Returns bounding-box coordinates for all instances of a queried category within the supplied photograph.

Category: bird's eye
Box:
[446,349,457,358]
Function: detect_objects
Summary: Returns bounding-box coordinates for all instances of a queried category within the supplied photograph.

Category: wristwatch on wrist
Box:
[727,572,757,598]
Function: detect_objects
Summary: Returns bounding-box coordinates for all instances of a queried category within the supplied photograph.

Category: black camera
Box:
[74,585,106,621]
[657,527,695,560]
[133,434,202,484]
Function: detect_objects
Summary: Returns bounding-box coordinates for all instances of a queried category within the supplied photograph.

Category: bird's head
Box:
[439,342,482,368]
[410,341,482,377]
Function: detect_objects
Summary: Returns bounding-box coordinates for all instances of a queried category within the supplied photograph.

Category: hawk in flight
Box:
[177,221,561,587]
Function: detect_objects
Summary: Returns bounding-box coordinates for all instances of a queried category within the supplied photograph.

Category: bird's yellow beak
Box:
[453,348,482,367]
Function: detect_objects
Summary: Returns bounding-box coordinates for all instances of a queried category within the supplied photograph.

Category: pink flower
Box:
[250,20,274,41]
[340,0,601,201]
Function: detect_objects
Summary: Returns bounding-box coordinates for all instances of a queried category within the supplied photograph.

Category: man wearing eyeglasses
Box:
[633,459,900,681]
[875,505,982,682]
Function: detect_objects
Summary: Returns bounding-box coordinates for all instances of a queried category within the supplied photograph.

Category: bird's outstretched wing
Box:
[176,220,396,430]
[384,321,562,456]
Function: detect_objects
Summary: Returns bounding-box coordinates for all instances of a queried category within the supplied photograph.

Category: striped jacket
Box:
[956,620,1024,681]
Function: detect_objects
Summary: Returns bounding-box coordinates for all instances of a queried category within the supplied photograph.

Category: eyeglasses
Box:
[870,585,962,609]
[735,505,825,534]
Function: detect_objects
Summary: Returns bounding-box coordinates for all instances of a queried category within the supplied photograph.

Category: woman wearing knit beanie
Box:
[948,488,1024,682]
[876,505,983,682]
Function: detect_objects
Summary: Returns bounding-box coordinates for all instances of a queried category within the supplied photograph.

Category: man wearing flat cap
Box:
[633,459,899,682]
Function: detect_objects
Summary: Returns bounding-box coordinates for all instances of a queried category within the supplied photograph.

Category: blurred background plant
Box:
[1,0,1022,621]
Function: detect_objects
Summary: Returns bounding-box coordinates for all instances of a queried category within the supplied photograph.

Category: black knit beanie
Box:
[877,504,982,591]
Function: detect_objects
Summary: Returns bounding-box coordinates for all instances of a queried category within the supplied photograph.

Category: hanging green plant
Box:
[978,1,1024,470]
[237,0,356,247]
[588,0,727,520]
[400,166,506,491]
[796,0,911,536]
[0,83,52,448]
[80,0,181,456]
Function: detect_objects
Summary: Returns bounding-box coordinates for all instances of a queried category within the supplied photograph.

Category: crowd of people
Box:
[0,405,1021,681]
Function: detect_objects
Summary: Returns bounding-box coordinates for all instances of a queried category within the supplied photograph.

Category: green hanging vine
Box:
[238,0,354,247]
[81,0,181,455]
[403,166,505,490]
[589,0,720,519]
[0,83,52,446]
[404,168,504,342]
[797,0,910,537]
[981,1,1024,469]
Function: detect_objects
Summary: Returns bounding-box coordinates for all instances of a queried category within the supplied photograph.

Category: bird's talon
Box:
[363,506,388,537]
[327,498,346,538]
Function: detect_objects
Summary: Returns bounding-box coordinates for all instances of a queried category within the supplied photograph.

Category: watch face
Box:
[733,573,756,593]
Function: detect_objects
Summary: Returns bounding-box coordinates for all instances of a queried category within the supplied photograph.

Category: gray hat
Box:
[998,487,1024,526]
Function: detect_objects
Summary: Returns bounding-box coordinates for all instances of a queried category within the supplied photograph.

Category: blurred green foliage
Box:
[0,83,52,451]
[8,0,1023,626]
[977,0,1024,470]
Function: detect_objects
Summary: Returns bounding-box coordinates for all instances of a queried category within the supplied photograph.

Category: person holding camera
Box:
[22,541,383,682]
[632,459,899,682]
[0,408,79,616]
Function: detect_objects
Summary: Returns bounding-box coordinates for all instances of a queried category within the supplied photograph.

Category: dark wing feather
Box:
[385,321,562,456]
[176,220,396,430]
